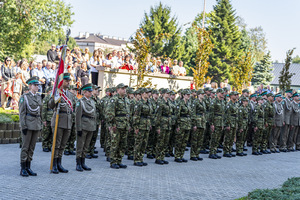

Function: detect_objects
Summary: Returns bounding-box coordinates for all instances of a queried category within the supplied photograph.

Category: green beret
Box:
[275,93,282,98]
[261,91,268,96]
[63,73,71,80]
[285,89,293,93]
[292,93,299,97]
[197,89,205,95]
[81,83,93,91]
[116,83,128,89]
[26,76,40,85]
[216,88,224,93]
[250,93,257,98]
[242,89,250,93]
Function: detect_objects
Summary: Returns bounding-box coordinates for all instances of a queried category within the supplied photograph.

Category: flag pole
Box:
[50,29,71,172]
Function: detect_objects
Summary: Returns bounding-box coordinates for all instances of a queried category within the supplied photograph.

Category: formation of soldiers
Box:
[19,75,300,175]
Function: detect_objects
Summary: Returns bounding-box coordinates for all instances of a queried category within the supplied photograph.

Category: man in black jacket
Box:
[47,44,57,62]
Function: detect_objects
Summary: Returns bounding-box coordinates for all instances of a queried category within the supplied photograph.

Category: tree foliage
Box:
[249,26,267,61]
[0,0,74,60]
[140,2,184,60]
[292,55,300,64]
[279,48,295,92]
[206,0,242,83]
[251,52,273,87]
[192,27,214,89]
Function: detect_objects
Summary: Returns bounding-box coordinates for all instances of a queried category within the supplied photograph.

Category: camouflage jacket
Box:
[191,98,206,129]
[263,100,274,125]
[169,99,177,126]
[253,103,265,129]
[176,99,192,130]
[106,93,130,130]
[237,105,249,130]
[133,98,153,131]
[42,94,53,122]
[91,95,101,125]
[224,100,239,128]
[149,98,160,127]
[100,95,110,124]
[209,97,225,127]
[156,98,172,130]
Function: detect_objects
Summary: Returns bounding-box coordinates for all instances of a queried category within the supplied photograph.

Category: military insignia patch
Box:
[76,102,80,106]
[177,106,179,109]
[111,99,114,103]
[20,98,24,103]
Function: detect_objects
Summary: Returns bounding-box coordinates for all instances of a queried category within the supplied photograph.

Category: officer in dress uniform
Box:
[48,73,76,174]
[19,76,43,177]
[75,83,97,171]
[280,89,293,152]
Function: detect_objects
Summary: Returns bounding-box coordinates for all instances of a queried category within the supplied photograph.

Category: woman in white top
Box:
[89,50,102,85]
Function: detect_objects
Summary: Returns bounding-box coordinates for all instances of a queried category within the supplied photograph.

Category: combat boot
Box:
[119,163,127,168]
[20,162,29,177]
[26,161,37,176]
[190,157,198,161]
[76,158,83,172]
[155,160,164,165]
[69,150,76,155]
[81,158,91,171]
[208,154,217,159]
[57,158,68,173]
[223,153,232,158]
[64,150,70,155]
[52,158,59,174]
[196,157,203,161]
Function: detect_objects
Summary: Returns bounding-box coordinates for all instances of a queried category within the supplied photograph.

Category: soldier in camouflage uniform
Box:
[223,91,239,157]
[155,88,172,165]
[167,90,177,157]
[64,85,78,156]
[146,89,159,159]
[236,97,249,156]
[201,87,213,154]
[42,87,53,152]
[252,96,265,155]
[106,83,130,169]
[261,93,274,154]
[190,89,206,161]
[86,85,101,159]
[208,88,225,159]
[126,87,136,160]
[174,89,192,163]
[100,88,111,149]
[133,88,153,166]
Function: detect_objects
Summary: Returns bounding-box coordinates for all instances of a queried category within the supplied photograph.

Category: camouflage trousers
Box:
[174,129,190,159]
[223,127,236,154]
[42,122,53,149]
[166,125,176,155]
[155,129,169,160]
[201,122,211,151]
[127,128,135,157]
[110,128,128,165]
[209,126,222,155]
[105,124,111,157]
[261,124,272,151]
[88,125,99,155]
[190,127,205,158]
[146,126,157,156]
[76,130,93,159]
[100,122,106,148]
[134,129,149,163]
[252,128,263,152]
[236,128,248,154]
[65,123,76,152]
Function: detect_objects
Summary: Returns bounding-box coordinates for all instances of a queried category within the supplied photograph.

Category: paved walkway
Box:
[0,142,299,200]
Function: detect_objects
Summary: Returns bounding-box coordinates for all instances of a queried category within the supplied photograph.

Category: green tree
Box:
[279,48,295,92]
[292,55,300,64]
[0,0,74,60]
[140,2,184,60]
[249,26,267,61]
[251,52,273,87]
[206,0,242,83]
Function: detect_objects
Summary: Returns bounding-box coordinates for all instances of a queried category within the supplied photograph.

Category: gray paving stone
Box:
[0,142,299,200]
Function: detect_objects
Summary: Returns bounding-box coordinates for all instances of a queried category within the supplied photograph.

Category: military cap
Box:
[261,91,268,96]
[256,96,263,101]
[183,89,191,95]
[63,72,71,80]
[140,88,147,93]
[204,87,211,92]
[240,97,249,102]
[242,89,250,93]
[229,91,238,96]
[267,93,274,97]
[158,88,164,93]
[152,89,159,94]
[26,76,40,85]
[146,88,152,93]
[275,93,282,98]
[81,83,93,92]
[211,89,216,94]
[250,93,257,98]
[164,88,172,94]
[105,88,111,93]
[170,91,176,95]
[191,89,196,93]
[127,88,135,94]
[292,93,299,97]
[197,89,205,95]
[285,89,293,93]
[177,89,183,93]
[209,87,214,92]
[111,87,117,93]
[223,87,228,92]
[216,88,224,93]
[116,83,128,89]
[93,85,102,91]
[135,88,142,94]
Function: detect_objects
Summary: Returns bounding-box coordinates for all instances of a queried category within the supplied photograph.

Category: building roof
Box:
[75,34,128,47]
[271,63,300,86]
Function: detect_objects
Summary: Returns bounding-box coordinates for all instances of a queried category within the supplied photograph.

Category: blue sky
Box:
[65,0,300,62]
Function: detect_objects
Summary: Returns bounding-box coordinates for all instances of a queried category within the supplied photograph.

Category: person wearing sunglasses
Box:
[19,76,43,177]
